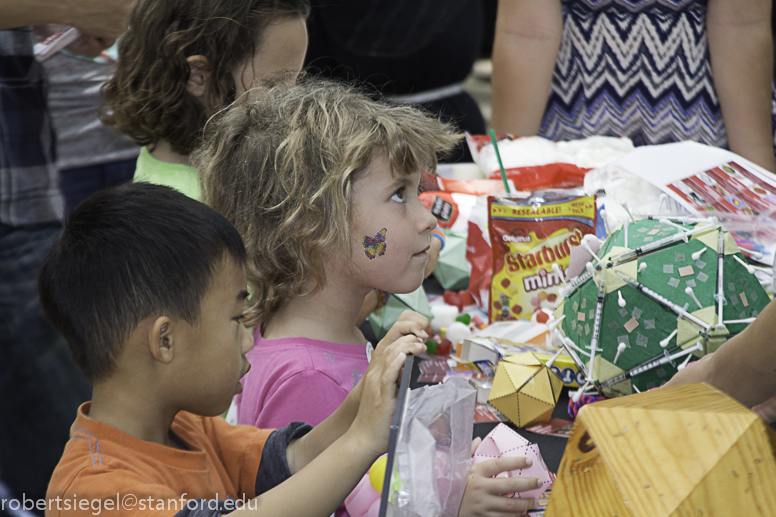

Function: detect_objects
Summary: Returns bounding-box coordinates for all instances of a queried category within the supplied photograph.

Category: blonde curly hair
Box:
[194,79,461,327]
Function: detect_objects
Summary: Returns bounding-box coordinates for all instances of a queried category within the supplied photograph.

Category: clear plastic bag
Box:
[389,377,476,517]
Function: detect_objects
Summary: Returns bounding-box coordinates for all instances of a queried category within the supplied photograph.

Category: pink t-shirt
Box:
[237,329,370,429]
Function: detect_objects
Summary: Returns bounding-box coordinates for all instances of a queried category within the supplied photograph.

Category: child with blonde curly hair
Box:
[195,79,541,515]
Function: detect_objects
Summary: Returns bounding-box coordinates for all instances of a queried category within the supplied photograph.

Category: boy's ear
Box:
[186,55,211,98]
[148,316,175,364]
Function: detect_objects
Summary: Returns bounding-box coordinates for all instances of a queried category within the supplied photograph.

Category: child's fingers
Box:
[385,311,429,340]
[470,437,482,457]
[481,493,537,514]
[471,456,534,478]
[395,309,429,326]
[486,475,541,498]
[378,335,425,384]
[381,332,426,361]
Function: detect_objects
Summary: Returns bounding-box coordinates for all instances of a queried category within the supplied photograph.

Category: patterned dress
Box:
[539,0,776,155]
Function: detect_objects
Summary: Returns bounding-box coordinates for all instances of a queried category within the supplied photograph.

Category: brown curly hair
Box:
[100,0,309,156]
[193,79,462,328]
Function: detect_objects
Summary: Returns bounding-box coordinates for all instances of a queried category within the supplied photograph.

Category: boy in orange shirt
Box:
[38,182,427,516]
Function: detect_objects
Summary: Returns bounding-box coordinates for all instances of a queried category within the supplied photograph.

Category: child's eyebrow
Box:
[237,290,249,303]
[387,176,411,190]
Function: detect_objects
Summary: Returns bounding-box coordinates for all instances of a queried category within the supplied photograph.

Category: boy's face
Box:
[347,152,438,294]
[175,258,253,416]
[232,15,308,98]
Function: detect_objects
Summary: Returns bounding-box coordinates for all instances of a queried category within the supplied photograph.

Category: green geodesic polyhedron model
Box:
[555,217,770,396]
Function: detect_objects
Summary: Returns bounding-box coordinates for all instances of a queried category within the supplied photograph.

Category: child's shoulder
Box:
[48,409,275,511]
[47,429,154,509]
[249,333,370,380]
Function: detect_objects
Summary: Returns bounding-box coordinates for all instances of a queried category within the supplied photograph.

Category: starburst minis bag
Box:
[488,193,597,322]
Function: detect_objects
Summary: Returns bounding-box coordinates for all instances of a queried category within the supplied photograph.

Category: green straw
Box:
[488,129,511,194]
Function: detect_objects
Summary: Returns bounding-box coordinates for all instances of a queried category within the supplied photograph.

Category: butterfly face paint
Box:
[362,228,388,260]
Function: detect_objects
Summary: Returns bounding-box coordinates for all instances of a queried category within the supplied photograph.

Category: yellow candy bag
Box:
[488,194,597,322]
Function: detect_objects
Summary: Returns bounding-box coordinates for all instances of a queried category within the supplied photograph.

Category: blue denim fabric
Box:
[59,158,136,214]
[0,29,63,228]
[0,226,90,514]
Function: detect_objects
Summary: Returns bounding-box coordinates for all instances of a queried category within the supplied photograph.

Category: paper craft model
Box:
[369,285,433,340]
[488,352,564,427]
[546,383,776,516]
[472,424,554,500]
[432,230,469,291]
[554,217,769,396]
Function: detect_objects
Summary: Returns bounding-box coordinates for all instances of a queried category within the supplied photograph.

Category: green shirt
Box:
[133,147,200,200]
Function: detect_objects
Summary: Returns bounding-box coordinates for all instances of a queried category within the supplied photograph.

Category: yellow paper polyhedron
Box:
[488,353,564,428]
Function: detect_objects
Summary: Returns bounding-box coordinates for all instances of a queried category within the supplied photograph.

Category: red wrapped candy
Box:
[436,338,452,356]
[443,290,464,312]
[457,290,475,307]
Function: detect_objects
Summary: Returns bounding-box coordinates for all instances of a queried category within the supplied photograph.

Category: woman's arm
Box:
[0,0,132,39]
[665,298,776,407]
[491,0,563,135]
[707,0,774,173]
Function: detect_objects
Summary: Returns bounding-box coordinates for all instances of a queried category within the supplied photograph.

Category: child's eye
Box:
[234,314,246,324]
[391,188,405,203]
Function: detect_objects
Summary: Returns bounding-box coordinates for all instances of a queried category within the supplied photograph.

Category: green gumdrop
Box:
[455,314,472,325]
[425,339,438,354]
[389,468,403,503]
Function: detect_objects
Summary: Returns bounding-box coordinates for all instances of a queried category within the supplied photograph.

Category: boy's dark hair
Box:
[38,183,247,383]
[101,0,310,155]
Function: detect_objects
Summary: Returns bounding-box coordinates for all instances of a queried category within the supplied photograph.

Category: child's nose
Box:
[418,204,437,234]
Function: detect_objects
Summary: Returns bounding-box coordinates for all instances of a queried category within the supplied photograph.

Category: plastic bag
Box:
[389,378,476,517]
[466,134,633,192]
[488,193,597,322]
[466,196,492,310]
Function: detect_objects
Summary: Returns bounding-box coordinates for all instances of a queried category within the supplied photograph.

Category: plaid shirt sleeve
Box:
[0,28,63,227]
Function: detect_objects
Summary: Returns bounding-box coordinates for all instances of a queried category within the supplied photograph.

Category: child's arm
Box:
[286,310,429,473]
[236,326,426,516]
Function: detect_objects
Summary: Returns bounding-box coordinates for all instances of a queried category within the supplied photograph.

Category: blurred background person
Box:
[35,25,138,213]
[0,1,132,513]
[491,0,776,173]
[304,0,488,162]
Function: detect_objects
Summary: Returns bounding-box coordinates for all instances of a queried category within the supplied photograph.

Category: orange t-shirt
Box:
[46,402,275,516]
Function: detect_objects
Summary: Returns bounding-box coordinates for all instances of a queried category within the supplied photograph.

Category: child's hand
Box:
[349,333,425,458]
[377,310,429,352]
[458,456,540,516]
